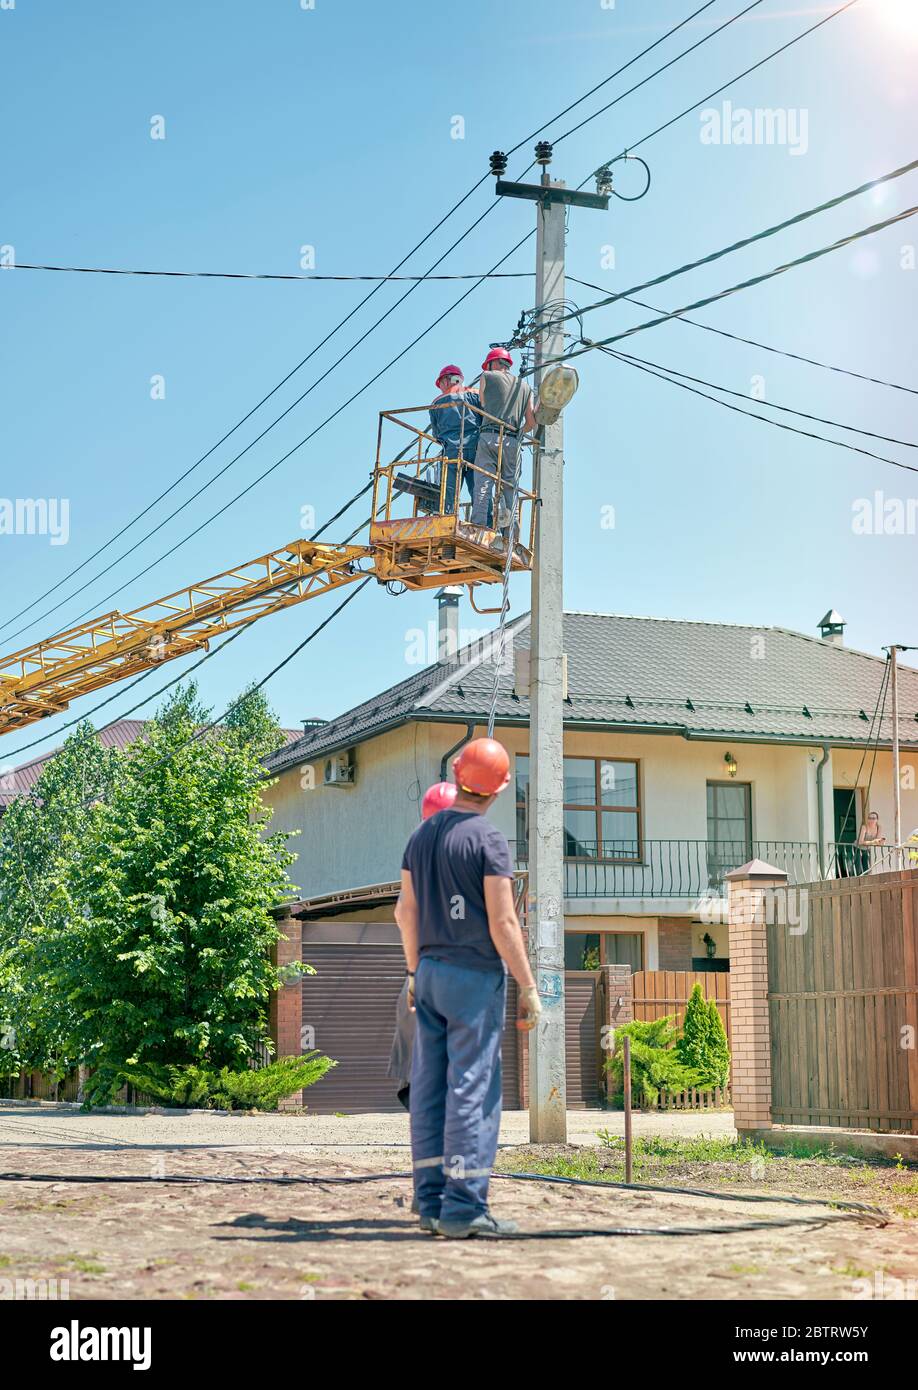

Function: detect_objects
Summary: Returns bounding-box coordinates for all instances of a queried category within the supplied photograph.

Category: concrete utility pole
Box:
[493,144,609,1142]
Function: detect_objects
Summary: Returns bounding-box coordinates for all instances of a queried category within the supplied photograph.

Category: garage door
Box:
[301,942,521,1114]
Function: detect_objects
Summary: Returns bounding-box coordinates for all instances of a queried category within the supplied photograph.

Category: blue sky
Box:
[1,0,916,756]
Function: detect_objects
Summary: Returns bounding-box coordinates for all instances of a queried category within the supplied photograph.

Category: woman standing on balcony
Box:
[856,811,886,874]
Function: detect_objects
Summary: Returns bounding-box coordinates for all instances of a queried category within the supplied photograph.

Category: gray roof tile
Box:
[264,612,918,773]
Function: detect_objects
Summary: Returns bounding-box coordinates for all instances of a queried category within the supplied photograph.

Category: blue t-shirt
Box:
[401,809,513,972]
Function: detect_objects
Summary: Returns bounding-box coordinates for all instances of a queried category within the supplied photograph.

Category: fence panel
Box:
[767,870,918,1134]
[631,969,731,1046]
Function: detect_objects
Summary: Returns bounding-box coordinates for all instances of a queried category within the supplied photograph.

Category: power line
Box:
[0,5,721,645]
[607,347,918,449]
[0,4,771,647]
[503,0,723,158]
[596,345,918,475]
[0,227,535,657]
[538,204,918,368]
[540,157,918,335]
[547,0,767,152]
[566,276,918,398]
[597,0,863,166]
[9,263,535,282]
[0,480,379,762]
[8,577,373,817]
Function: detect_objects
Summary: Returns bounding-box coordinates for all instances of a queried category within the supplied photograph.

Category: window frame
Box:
[516,754,643,863]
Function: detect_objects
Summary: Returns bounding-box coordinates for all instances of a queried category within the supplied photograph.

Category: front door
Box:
[833,788,860,876]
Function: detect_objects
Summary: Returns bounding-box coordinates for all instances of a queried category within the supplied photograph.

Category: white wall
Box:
[262,719,839,903]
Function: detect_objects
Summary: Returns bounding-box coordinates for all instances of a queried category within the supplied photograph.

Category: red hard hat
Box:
[452,738,511,796]
[482,347,513,371]
[421,781,458,819]
[436,364,463,388]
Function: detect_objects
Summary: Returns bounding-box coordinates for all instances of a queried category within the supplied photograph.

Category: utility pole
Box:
[492,144,609,1141]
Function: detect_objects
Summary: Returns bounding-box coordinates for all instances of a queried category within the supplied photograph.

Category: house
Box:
[260,600,918,1110]
[263,601,918,963]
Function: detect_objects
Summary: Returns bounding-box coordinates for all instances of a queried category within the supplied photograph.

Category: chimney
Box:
[817,609,846,646]
[437,586,461,662]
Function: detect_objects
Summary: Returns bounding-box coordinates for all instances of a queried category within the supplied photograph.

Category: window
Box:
[516,755,641,860]
[564,931,644,971]
[706,781,752,883]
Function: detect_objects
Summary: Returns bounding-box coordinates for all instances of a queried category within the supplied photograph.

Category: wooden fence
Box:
[767,870,918,1133]
[632,969,732,1046]
[658,1086,731,1111]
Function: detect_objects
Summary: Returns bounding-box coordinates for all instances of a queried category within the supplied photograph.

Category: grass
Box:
[495,1133,917,1214]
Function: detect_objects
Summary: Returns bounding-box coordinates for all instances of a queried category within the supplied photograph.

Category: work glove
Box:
[516,984,542,1032]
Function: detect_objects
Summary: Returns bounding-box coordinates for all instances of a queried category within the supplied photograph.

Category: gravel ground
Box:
[0,1104,915,1301]
[0,1103,734,1159]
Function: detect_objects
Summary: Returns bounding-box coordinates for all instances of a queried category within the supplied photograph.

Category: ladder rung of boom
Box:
[0,539,372,735]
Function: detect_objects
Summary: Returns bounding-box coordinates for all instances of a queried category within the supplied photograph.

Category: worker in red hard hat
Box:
[387,780,460,1111]
[428,365,480,515]
[470,348,537,535]
[395,737,541,1238]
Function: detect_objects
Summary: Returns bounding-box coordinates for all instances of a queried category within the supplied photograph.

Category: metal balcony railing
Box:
[509,839,820,899]
[828,842,917,878]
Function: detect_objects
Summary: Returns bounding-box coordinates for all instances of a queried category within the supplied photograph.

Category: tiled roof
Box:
[1,718,301,808]
[264,611,918,773]
[0,719,149,808]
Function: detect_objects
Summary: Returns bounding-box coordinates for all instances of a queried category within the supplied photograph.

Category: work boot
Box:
[437,1211,520,1239]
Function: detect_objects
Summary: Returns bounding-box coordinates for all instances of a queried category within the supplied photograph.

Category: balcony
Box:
[509,839,821,900]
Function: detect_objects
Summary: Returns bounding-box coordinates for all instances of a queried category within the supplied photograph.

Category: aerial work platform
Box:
[0,401,538,736]
[370,402,536,596]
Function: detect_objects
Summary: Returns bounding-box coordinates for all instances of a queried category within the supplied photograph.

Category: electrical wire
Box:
[4,1,803,656]
[8,265,535,282]
[537,204,918,369]
[597,0,864,166]
[0,2,724,644]
[0,479,379,763]
[566,276,918,398]
[537,157,918,337]
[606,347,918,450]
[0,1167,887,1239]
[594,344,918,476]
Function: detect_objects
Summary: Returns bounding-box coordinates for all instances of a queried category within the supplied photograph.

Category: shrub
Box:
[604,1017,704,1109]
[106,1053,335,1111]
[676,984,731,1088]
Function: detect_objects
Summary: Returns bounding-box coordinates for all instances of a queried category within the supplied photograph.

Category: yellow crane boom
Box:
[0,405,537,738]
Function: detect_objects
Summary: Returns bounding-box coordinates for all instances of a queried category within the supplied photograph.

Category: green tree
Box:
[0,724,119,1076]
[605,1017,705,1109]
[0,685,302,1104]
[676,983,731,1088]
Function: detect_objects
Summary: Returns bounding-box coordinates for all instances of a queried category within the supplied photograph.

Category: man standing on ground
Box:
[470,347,537,534]
[395,737,542,1238]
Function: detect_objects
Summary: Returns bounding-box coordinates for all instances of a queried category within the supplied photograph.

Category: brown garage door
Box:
[301,941,521,1114]
[564,971,602,1108]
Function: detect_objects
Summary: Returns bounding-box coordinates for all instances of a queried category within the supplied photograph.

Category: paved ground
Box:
[0,1103,733,1159]
[1,1104,914,1301]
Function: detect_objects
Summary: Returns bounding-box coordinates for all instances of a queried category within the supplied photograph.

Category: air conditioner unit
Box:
[324,750,356,787]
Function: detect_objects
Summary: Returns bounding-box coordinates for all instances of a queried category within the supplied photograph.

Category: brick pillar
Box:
[658,917,693,969]
[274,914,304,1111]
[600,965,633,1102]
[726,861,786,1134]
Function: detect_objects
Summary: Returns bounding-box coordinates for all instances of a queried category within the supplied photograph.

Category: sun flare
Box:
[876,0,918,40]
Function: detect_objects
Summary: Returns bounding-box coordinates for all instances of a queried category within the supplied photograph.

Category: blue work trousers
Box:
[410,957,506,1224]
